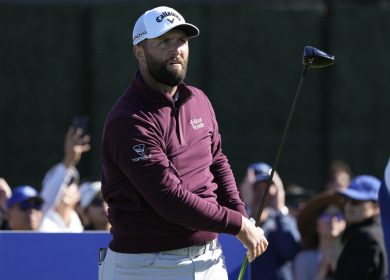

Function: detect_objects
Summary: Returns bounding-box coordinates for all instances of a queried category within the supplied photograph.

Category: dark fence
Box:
[0,3,389,192]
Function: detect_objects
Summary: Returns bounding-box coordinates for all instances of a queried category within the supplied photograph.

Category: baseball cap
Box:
[7,185,44,209]
[79,181,102,209]
[338,175,381,202]
[132,6,199,45]
[249,162,272,182]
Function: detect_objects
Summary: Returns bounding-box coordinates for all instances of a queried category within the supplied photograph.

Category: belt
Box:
[160,239,218,258]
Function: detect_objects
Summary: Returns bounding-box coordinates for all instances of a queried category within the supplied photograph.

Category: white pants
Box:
[99,239,228,280]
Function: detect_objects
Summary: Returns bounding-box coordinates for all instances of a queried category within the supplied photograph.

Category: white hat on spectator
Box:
[40,163,79,215]
[79,181,101,209]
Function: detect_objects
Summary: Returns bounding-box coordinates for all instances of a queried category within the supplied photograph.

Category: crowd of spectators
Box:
[0,125,109,232]
[0,122,388,279]
[238,159,389,279]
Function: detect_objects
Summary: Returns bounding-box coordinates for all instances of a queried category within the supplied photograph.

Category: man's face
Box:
[142,29,189,86]
[344,199,378,224]
[7,198,42,230]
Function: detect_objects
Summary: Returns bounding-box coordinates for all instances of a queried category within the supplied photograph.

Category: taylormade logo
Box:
[131,144,152,162]
[156,11,182,23]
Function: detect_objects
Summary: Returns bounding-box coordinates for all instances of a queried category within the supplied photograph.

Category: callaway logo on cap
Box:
[132,6,199,45]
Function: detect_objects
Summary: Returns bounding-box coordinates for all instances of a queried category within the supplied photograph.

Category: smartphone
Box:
[71,116,89,136]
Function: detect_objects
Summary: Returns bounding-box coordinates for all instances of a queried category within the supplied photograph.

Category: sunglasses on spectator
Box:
[19,199,42,211]
[90,197,104,207]
[320,212,344,222]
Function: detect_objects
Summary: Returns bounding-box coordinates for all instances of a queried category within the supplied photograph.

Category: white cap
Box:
[132,6,199,46]
[79,181,101,209]
[40,163,79,215]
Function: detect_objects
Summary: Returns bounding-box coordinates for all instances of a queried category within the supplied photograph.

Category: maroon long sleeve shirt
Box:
[101,72,246,253]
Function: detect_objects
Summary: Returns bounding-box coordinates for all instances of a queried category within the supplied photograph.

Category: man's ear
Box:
[133,45,145,62]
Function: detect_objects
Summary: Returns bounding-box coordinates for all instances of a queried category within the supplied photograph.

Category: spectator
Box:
[243,162,301,280]
[335,175,388,279]
[39,126,90,232]
[6,185,44,230]
[294,191,346,280]
[379,158,390,280]
[78,181,109,231]
[285,183,313,220]
[0,178,12,229]
[325,160,352,192]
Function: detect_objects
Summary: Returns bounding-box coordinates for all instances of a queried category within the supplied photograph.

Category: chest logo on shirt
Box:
[131,144,151,162]
[190,118,204,130]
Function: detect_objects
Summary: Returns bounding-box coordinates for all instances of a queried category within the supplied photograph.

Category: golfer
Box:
[100,6,268,280]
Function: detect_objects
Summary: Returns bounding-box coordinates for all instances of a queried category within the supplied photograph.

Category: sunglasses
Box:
[90,197,104,207]
[320,212,344,222]
[19,199,43,211]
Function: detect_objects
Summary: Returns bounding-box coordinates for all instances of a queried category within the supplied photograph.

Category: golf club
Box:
[237,46,335,280]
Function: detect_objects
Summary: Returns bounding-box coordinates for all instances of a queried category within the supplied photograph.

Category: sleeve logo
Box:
[132,144,152,162]
[133,144,145,156]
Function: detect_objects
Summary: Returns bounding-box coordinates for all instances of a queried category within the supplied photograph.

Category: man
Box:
[245,162,300,280]
[100,6,268,279]
[6,185,44,230]
[335,175,388,280]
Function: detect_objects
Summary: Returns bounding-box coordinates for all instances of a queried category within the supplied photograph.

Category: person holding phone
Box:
[39,125,90,232]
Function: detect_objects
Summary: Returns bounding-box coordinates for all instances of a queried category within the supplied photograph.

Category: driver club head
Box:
[303,46,335,69]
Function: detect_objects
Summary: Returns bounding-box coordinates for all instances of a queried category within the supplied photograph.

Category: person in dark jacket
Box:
[379,158,390,280]
[241,162,301,280]
[335,175,388,280]
[99,6,268,280]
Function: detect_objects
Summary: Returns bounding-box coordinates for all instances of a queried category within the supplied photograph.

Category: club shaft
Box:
[237,64,309,280]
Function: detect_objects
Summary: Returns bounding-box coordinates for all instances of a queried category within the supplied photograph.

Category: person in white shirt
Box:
[39,125,90,232]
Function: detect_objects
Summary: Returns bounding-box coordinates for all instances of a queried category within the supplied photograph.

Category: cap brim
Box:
[31,196,44,205]
[7,195,44,208]
[148,23,199,41]
[255,174,270,182]
[173,23,199,38]
[337,188,376,201]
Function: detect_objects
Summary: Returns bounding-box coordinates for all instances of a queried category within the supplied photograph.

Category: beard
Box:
[144,49,188,87]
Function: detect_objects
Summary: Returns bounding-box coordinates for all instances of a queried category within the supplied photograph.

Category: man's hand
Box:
[236,216,268,262]
[63,127,91,167]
